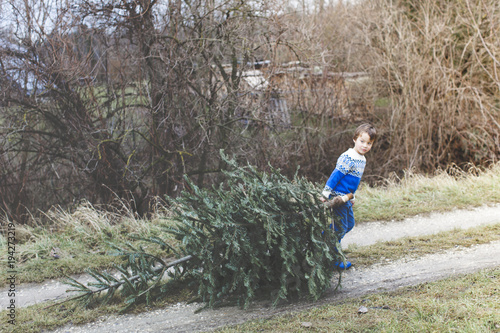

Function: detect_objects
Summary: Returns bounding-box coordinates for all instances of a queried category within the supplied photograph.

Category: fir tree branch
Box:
[51,255,193,309]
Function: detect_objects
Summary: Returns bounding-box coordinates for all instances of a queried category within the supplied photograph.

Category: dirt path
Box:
[4,204,500,332]
[342,203,500,248]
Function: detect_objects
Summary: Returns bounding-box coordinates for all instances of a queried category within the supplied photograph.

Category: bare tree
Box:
[1,0,316,222]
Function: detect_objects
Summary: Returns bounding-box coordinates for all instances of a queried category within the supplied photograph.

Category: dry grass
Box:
[355,162,500,222]
[43,199,153,240]
[346,223,500,268]
[0,198,178,286]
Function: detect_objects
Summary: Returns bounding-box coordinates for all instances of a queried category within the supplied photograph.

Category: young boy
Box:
[322,123,377,269]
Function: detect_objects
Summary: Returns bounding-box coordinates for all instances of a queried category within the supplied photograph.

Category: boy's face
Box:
[353,132,374,155]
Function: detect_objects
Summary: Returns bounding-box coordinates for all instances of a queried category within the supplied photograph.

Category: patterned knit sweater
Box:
[322,148,366,199]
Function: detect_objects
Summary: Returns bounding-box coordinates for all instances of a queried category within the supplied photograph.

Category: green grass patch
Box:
[218,268,500,332]
[374,97,391,107]
[346,223,500,268]
[1,301,126,333]
[355,163,500,222]
[0,200,178,287]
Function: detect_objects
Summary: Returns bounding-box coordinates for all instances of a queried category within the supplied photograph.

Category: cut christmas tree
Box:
[65,150,346,310]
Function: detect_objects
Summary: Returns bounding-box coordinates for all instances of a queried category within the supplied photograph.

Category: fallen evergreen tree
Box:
[66,151,345,309]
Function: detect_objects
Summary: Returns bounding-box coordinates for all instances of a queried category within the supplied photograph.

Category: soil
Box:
[4,204,500,332]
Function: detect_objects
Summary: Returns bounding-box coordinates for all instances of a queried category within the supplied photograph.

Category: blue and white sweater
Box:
[322,148,366,199]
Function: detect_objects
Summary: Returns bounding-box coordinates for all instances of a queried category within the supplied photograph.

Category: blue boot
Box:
[334,261,352,270]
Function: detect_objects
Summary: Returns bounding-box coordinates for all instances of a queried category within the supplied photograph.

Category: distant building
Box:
[218,60,368,128]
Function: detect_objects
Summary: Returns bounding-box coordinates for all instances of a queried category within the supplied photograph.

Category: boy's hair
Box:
[353,123,377,141]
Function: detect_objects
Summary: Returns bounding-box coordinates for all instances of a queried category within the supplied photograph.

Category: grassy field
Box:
[0,200,173,286]
[0,163,499,332]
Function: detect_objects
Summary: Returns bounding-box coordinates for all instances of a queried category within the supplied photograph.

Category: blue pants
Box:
[329,200,355,242]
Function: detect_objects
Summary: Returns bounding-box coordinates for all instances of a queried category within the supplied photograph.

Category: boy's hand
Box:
[323,193,353,208]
